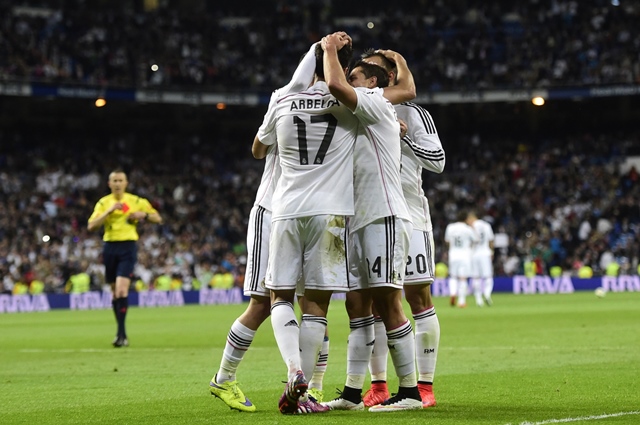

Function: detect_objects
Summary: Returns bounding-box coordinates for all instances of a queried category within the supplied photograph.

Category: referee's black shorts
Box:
[103,241,138,283]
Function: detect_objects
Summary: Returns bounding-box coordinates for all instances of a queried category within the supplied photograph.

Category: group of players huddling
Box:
[209,30,446,414]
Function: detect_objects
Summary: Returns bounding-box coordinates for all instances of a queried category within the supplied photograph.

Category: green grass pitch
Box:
[1,291,639,424]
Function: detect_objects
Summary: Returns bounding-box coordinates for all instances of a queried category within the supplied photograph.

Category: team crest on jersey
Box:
[121,203,130,213]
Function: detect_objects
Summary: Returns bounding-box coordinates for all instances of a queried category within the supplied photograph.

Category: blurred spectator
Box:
[65,268,90,293]
[0,125,638,288]
[0,0,639,92]
[210,266,234,290]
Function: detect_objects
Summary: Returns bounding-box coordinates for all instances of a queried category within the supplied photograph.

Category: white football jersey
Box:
[253,44,318,212]
[444,221,478,261]
[396,102,445,232]
[472,219,495,257]
[260,81,359,220]
[254,89,285,211]
[350,87,410,232]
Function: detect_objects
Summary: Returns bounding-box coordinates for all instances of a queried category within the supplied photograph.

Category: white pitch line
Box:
[506,411,640,425]
[440,345,629,351]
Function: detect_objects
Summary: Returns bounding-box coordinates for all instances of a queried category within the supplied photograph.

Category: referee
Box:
[88,169,163,347]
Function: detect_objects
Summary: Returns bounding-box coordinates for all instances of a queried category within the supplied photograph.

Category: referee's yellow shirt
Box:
[88,192,157,241]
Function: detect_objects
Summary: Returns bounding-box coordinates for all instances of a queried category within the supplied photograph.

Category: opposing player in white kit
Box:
[209,41,319,413]
[321,33,423,412]
[444,211,479,308]
[360,49,445,408]
[468,210,495,306]
[256,34,358,415]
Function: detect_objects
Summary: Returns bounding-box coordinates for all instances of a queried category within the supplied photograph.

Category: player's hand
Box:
[321,33,343,51]
[398,119,408,139]
[331,31,352,48]
[375,49,405,65]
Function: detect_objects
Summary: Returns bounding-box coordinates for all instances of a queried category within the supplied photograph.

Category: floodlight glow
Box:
[531,96,545,106]
[151,64,159,71]
[95,98,106,107]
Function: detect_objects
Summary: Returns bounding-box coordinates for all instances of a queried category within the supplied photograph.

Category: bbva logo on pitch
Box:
[602,276,640,292]
[513,276,575,294]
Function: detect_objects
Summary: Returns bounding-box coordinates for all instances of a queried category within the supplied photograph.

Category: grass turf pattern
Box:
[1,291,639,424]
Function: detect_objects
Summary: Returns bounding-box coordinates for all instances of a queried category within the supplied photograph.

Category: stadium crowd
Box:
[1,127,638,295]
[1,0,639,91]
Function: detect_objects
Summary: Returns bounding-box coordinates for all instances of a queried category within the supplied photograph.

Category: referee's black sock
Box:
[111,298,118,322]
[115,297,129,338]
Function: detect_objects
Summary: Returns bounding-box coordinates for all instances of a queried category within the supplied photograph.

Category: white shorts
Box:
[471,254,493,278]
[266,215,349,293]
[448,258,472,279]
[404,229,435,285]
[244,205,271,297]
[348,216,411,290]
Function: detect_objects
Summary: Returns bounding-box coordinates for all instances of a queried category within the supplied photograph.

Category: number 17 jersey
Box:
[260,81,359,221]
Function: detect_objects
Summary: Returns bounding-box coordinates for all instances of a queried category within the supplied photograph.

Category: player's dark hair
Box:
[351,60,390,88]
[361,48,396,73]
[457,209,469,223]
[315,41,353,79]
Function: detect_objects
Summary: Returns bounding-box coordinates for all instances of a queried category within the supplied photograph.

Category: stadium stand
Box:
[0,1,639,294]
[1,0,639,91]
[0,127,638,294]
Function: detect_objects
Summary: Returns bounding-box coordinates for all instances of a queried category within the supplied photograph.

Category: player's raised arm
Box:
[281,42,317,94]
[401,104,445,173]
[379,49,416,105]
[323,33,357,111]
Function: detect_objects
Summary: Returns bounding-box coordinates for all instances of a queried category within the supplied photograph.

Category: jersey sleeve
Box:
[256,90,279,145]
[88,199,107,223]
[353,87,388,125]
[279,42,317,94]
[139,197,157,214]
[257,43,317,145]
[400,103,445,173]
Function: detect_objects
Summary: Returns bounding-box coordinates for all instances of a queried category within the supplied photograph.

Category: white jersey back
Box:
[396,102,445,232]
[472,219,494,257]
[254,89,285,211]
[350,87,410,232]
[252,144,279,211]
[444,221,478,261]
[260,81,358,220]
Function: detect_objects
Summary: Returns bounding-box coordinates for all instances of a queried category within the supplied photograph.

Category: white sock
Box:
[368,317,388,382]
[413,307,440,383]
[387,320,417,387]
[270,301,301,378]
[215,320,256,383]
[448,278,458,297]
[484,278,494,299]
[346,315,375,390]
[299,314,327,381]
[458,279,468,306]
[310,335,329,390]
[472,278,484,306]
